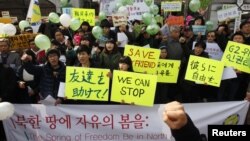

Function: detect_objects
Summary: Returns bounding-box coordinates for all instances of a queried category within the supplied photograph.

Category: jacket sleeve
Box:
[22,61,43,76]
[171,114,202,141]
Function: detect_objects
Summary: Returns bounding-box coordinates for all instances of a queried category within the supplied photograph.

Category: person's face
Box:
[103,27,110,34]
[119,24,126,32]
[81,40,90,46]
[0,41,9,54]
[241,23,250,34]
[194,46,204,56]
[81,25,88,31]
[55,32,64,42]
[170,30,180,39]
[160,49,167,59]
[233,35,244,43]
[29,41,39,50]
[48,53,59,67]
[194,19,202,25]
[105,42,114,51]
[119,63,129,71]
[184,30,193,38]
[77,51,90,65]
[207,32,216,43]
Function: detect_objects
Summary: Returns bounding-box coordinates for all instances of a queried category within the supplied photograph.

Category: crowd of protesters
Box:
[0,11,250,140]
[0,15,250,105]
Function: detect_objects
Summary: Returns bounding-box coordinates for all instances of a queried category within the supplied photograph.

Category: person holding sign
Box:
[100,39,121,71]
[155,46,170,104]
[118,56,134,72]
[163,101,202,141]
[218,32,249,101]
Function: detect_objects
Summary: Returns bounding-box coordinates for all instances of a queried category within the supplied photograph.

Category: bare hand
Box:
[163,101,188,130]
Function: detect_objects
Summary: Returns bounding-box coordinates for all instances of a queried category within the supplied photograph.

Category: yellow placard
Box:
[124,45,160,74]
[185,55,224,87]
[0,17,12,23]
[8,34,37,51]
[72,8,95,26]
[66,67,110,101]
[111,70,157,107]
[157,59,181,83]
[221,41,250,73]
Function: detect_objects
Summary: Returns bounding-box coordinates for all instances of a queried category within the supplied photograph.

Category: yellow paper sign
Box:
[111,70,157,107]
[157,59,181,83]
[66,67,110,101]
[124,45,160,74]
[8,34,37,51]
[185,55,224,87]
[72,8,95,26]
[221,41,250,73]
[0,17,12,23]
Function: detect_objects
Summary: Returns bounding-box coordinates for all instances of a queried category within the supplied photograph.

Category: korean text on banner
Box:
[124,45,160,74]
[217,6,239,22]
[192,25,207,35]
[8,34,37,51]
[185,55,224,87]
[112,13,128,27]
[66,67,110,101]
[157,59,181,83]
[111,70,157,107]
[161,1,182,12]
[72,8,95,26]
[221,41,250,73]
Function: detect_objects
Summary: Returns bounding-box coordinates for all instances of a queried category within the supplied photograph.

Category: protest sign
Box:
[157,59,180,83]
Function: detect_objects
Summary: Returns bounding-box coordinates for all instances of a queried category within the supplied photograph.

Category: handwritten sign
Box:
[185,55,224,87]
[100,0,150,21]
[166,16,184,26]
[66,67,110,101]
[8,34,37,51]
[111,70,157,107]
[0,17,12,23]
[72,8,95,26]
[112,13,128,27]
[157,59,181,83]
[192,25,207,35]
[217,6,239,22]
[124,45,160,74]
[161,1,182,12]
[62,8,72,15]
[221,41,250,73]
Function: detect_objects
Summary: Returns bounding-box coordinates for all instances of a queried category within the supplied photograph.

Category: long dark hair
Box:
[119,56,133,72]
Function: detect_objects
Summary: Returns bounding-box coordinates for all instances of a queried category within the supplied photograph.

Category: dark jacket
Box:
[23,61,66,99]
[0,64,17,103]
[171,114,202,141]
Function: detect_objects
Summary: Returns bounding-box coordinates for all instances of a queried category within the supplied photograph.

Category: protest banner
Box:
[8,34,37,51]
[161,1,182,12]
[217,6,239,22]
[112,13,128,27]
[3,101,249,141]
[72,8,95,26]
[62,7,72,15]
[185,55,224,87]
[166,16,184,26]
[0,17,12,23]
[111,70,157,107]
[157,59,180,83]
[100,0,151,21]
[192,25,207,35]
[221,41,250,73]
[66,67,110,101]
[124,45,160,74]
